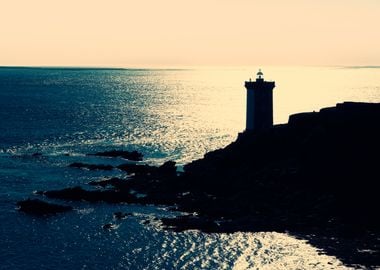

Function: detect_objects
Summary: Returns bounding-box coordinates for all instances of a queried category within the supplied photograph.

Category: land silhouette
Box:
[18,102,380,268]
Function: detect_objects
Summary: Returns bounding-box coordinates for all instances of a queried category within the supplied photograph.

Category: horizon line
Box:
[1,64,380,70]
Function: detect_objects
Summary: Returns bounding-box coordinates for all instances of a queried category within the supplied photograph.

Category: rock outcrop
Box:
[17,199,72,215]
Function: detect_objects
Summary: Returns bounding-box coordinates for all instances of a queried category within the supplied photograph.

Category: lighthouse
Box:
[245,69,275,131]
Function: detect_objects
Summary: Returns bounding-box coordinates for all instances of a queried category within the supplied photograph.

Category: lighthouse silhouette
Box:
[245,69,276,131]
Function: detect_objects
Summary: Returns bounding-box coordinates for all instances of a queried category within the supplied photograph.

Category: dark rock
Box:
[88,177,128,189]
[17,199,72,215]
[117,160,176,176]
[113,211,132,219]
[88,150,143,161]
[157,161,177,176]
[102,223,117,230]
[42,186,138,204]
[116,163,154,175]
[69,162,114,171]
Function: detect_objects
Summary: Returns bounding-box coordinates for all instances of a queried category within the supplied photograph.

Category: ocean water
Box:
[0,66,379,269]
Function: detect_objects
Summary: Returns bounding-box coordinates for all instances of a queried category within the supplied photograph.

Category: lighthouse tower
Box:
[245,69,275,131]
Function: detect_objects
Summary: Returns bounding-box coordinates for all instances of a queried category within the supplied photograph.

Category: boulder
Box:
[17,199,72,215]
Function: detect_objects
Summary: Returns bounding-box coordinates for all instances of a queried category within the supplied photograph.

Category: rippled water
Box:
[0,67,379,269]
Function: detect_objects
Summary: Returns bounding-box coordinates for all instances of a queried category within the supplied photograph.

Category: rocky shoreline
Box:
[18,102,380,268]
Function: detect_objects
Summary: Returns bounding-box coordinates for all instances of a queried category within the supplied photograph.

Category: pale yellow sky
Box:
[0,0,379,67]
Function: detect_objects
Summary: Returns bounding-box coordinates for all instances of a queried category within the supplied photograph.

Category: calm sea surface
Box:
[0,67,379,269]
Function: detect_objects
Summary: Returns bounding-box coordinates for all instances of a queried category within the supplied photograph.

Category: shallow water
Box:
[1,66,379,269]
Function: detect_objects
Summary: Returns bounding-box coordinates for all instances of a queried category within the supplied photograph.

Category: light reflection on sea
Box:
[0,67,379,269]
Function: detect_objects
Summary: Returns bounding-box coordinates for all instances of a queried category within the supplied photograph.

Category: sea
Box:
[0,66,379,270]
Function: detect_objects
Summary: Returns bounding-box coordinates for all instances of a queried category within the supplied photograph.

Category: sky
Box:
[0,0,379,67]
